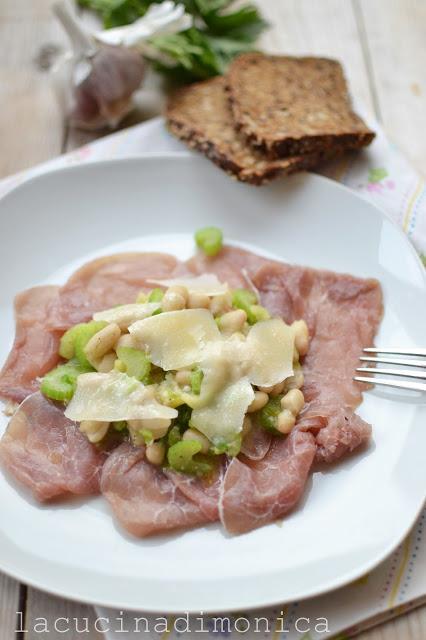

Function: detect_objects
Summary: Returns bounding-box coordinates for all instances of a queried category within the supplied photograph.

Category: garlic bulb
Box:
[52,0,191,130]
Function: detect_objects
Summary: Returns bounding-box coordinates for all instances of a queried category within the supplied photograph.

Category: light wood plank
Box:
[357,0,426,172]
[357,605,426,640]
[0,574,20,640]
[25,589,103,639]
[258,0,375,116]
[0,0,66,178]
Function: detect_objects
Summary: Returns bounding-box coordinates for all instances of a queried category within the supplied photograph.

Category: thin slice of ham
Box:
[47,252,179,330]
[0,286,61,403]
[220,430,316,534]
[239,250,382,462]
[186,246,268,289]
[101,443,211,537]
[0,392,104,501]
[164,462,226,521]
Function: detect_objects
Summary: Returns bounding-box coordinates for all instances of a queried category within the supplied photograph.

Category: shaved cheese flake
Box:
[93,303,160,329]
[246,319,294,387]
[129,309,221,370]
[65,371,177,422]
[147,274,229,296]
[190,377,254,444]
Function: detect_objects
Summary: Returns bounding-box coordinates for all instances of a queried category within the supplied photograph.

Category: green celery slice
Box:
[116,346,151,384]
[258,396,283,434]
[71,321,108,368]
[167,440,212,476]
[194,227,223,257]
[40,360,91,402]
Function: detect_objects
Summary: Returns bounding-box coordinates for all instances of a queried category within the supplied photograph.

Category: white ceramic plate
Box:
[0,155,425,613]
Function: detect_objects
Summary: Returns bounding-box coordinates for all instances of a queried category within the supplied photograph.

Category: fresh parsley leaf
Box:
[78,0,267,80]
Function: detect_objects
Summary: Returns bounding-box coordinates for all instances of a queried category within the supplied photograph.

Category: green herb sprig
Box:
[78,0,267,80]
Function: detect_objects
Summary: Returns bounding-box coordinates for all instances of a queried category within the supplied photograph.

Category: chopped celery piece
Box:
[232,289,269,325]
[247,304,270,324]
[114,359,126,372]
[116,346,151,384]
[148,288,164,303]
[168,426,182,447]
[113,420,127,432]
[136,291,148,303]
[40,360,90,402]
[211,434,242,457]
[194,226,223,257]
[140,429,154,445]
[72,321,108,368]
[167,440,212,476]
[232,288,257,311]
[59,324,85,360]
[258,396,283,434]
[190,368,204,395]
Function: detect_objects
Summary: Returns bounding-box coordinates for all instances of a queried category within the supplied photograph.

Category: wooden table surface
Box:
[0,1,425,638]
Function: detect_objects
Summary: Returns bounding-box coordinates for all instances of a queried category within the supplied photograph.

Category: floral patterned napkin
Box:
[0,115,425,639]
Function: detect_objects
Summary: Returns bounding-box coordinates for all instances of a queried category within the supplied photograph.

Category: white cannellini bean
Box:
[218,309,247,334]
[187,291,210,309]
[175,369,192,386]
[292,319,309,357]
[276,410,296,435]
[79,420,110,443]
[285,366,304,391]
[210,292,232,316]
[84,322,121,367]
[183,428,210,454]
[128,418,171,440]
[258,380,286,396]
[247,390,269,413]
[146,441,166,465]
[280,389,305,416]
[161,288,187,311]
[116,333,138,349]
[96,351,117,373]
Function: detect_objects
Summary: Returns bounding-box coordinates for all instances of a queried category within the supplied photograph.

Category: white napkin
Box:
[1,115,425,639]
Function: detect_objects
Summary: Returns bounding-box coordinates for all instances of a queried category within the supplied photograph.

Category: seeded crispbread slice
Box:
[166,77,339,185]
[226,53,375,158]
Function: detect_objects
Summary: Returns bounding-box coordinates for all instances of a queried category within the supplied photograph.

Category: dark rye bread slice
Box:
[226,53,375,159]
[166,77,341,185]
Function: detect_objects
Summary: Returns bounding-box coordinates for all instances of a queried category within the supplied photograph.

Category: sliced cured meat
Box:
[253,262,319,330]
[186,246,268,288]
[240,421,272,461]
[0,286,61,403]
[220,429,316,534]
[0,392,104,501]
[47,252,179,330]
[101,443,210,537]
[254,261,382,462]
[314,410,371,464]
[164,462,226,521]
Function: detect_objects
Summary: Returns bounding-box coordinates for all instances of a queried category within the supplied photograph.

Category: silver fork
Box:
[354,348,426,392]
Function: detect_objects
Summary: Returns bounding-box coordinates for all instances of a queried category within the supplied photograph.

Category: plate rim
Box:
[0,153,425,613]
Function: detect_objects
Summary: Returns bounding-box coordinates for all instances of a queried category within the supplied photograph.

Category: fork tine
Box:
[356,367,426,380]
[360,356,426,368]
[354,376,426,392]
[363,347,426,357]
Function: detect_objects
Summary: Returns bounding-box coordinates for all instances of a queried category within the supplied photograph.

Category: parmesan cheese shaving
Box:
[147,274,229,296]
[190,377,254,444]
[93,303,160,329]
[65,372,177,422]
[129,309,221,370]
